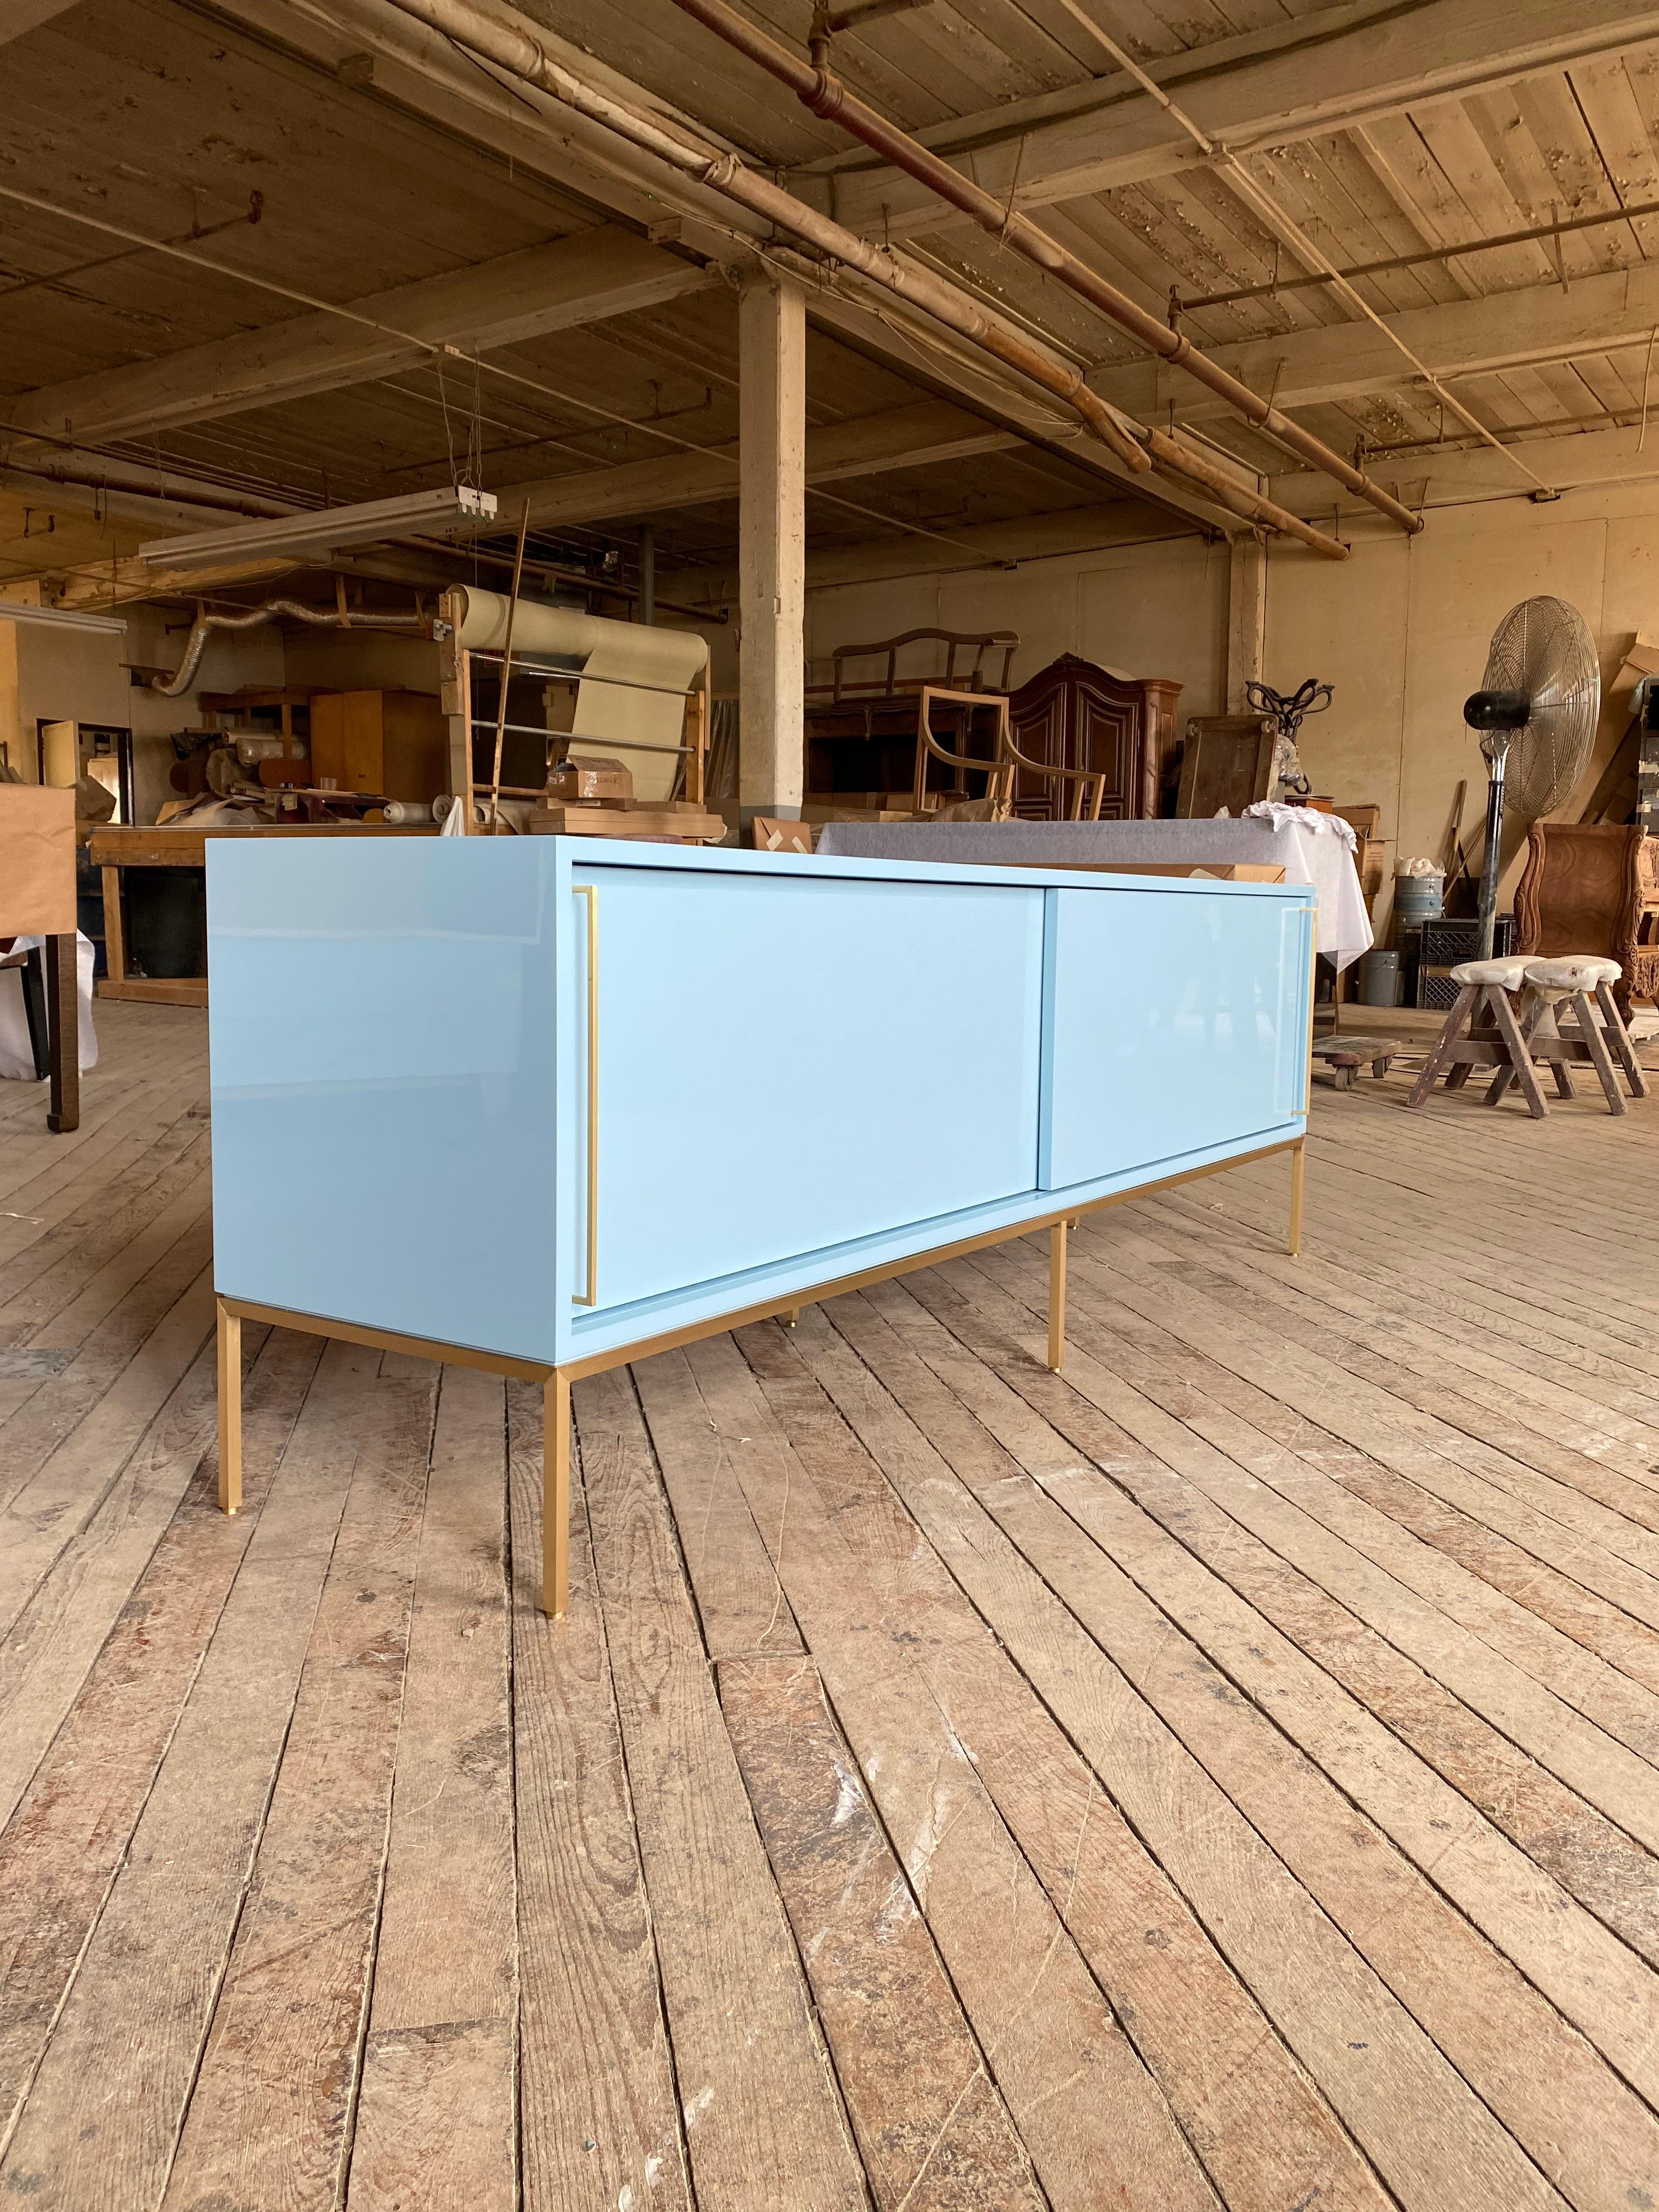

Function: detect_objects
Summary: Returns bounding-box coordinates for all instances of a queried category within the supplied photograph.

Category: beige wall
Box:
[803,532,1231,725]
[1269,485,1659,933]
[805,483,1659,935]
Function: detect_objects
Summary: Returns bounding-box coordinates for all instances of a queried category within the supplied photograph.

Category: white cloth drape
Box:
[0,932,99,1079]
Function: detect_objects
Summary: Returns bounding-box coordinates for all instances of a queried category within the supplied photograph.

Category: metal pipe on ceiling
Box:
[1176,195,1659,314]
[664,0,1421,538]
[371,0,1345,557]
[2,453,294,520]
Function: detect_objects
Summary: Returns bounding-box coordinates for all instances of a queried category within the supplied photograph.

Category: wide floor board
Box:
[3,1002,1658,2209]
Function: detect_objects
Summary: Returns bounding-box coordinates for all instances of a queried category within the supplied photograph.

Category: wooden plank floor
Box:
[4,1002,1659,2211]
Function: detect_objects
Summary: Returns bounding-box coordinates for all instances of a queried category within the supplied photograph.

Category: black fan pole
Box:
[1476,736,1508,961]
[1463,689,1531,961]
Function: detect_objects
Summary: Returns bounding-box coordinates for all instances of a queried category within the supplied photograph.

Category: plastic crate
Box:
[1417,915,1515,970]
[1417,971,1469,1012]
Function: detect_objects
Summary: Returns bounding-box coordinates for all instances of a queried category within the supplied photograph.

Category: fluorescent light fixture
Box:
[140,484,499,571]
[0,600,127,635]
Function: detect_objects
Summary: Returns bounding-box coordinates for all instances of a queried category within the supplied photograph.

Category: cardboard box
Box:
[0,785,77,936]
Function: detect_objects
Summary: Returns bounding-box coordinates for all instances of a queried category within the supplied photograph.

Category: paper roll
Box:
[452,586,706,804]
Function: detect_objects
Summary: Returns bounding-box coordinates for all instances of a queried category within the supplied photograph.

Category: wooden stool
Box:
[1407,957,1548,1118]
[1491,956,1649,1117]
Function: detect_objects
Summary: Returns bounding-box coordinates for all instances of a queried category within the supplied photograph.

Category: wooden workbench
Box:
[89,821,435,1007]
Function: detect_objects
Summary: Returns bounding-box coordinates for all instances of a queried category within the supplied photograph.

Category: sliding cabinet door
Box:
[1040,885,1309,1192]
[569,864,1044,1316]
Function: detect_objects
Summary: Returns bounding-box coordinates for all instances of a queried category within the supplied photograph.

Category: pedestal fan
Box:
[1462,597,1600,957]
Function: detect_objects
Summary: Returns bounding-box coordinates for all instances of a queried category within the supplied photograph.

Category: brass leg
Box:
[216,1299,242,1514]
[782,1308,800,1328]
[1288,1139,1306,1258]
[1047,1220,1066,1373]
[543,1371,571,1620]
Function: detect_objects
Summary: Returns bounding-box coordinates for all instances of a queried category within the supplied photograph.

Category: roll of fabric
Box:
[450,585,707,803]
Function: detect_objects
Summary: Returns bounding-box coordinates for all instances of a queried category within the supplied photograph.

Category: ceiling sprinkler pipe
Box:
[152,599,435,697]
[667,0,1422,538]
[373,0,1345,554]
[368,0,1148,473]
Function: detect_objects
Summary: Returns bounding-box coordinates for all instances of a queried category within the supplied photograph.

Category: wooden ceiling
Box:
[3,0,1657,613]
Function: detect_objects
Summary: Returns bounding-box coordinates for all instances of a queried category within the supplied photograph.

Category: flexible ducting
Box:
[151,600,436,697]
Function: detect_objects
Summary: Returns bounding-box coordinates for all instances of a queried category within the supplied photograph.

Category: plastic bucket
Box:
[1393,872,1444,929]
[1357,950,1401,1007]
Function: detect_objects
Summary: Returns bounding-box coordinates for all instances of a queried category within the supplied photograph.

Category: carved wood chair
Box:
[1515,821,1659,1016]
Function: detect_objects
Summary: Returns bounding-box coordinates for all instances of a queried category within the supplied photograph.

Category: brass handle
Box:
[572,884,599,1306]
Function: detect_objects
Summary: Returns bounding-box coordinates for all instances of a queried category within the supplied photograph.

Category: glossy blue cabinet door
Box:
[574,863,1045,1314]
[1040,885,1308,1190]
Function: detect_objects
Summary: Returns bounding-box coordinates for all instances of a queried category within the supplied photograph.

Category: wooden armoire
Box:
[1006,656,1182,820]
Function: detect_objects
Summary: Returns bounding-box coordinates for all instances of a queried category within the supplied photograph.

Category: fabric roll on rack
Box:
[449,586,708,804]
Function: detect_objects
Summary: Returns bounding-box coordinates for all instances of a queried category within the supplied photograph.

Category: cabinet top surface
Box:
[204,832,1312,901]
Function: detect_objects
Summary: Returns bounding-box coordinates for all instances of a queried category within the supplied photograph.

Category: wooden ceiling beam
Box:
[661,500,1213,601]
[812,0,1659,237]
[1090,262,1659,424]
[6,226,717,453]
[2,3,78,43]
[461,399,1020,531]
[198,0,1246,544]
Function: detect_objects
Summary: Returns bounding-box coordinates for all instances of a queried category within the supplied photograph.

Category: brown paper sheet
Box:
[0,785,78,936]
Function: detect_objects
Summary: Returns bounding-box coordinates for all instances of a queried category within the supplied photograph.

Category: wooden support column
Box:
[738,274,806,825]
[1226,532,1268,712]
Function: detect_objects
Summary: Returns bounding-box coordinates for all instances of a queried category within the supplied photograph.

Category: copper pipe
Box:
[374,0,1345,555]
[373,0,1144,473]
[1137,428,1344,557]
[667,0,1422,537]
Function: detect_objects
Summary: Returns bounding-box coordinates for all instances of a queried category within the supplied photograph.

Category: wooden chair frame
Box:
[907,687,1109,820]
[911,688,1015,814]
[999,725,1108,821]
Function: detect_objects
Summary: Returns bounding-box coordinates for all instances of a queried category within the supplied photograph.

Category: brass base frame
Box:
[215,1135,1305,1617]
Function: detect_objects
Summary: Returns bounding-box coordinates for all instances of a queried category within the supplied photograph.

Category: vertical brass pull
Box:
[572,884,599,1307]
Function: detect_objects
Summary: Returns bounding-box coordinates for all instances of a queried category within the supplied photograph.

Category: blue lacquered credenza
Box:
[207,836,1314,1613]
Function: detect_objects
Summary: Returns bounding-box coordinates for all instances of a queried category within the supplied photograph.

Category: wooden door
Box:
[1007,658,1178,820]
[1070,682,1139,817]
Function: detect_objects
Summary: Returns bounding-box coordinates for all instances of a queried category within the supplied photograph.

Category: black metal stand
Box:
[1476,738,1508,961]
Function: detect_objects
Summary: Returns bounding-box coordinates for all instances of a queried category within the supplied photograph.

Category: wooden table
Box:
[90,822,436,1008]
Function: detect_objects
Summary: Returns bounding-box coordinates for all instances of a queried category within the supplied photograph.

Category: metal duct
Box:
[151,599,436,697]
